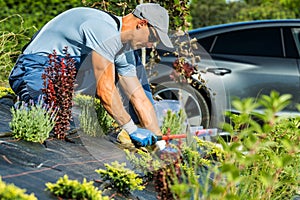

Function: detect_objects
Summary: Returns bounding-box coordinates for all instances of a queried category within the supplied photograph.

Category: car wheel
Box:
[152,82,210,128]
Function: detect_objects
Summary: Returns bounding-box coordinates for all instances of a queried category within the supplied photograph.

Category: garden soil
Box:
[0,95,157,200]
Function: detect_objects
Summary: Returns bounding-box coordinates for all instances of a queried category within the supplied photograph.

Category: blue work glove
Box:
[129,128,157,147]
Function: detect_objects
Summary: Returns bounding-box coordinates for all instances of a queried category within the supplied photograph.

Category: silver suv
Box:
[148,19,300,129]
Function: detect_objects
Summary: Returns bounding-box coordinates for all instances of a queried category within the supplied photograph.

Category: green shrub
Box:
[95,161,145,193]
[167,138,225,200]
[74,94,102,136]
[0,15,35,86]
[45,174,109,200]
[124,149,162,176]
[10,97,57,143]
[94,97,116,133]
[73,94,115,136]
[161,108,187,135]
[0,86,15,98]
[211,91,300,199]
[0,177,37,200]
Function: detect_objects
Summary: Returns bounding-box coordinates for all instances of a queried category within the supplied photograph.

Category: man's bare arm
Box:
[118,75,162,136]
[91,51,131,125]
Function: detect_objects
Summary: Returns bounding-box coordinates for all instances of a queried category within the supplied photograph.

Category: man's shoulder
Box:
[61,7,108,19]
[66,7,98,12]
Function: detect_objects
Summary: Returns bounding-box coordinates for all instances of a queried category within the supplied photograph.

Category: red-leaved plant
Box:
[170,57,195,83]
[153,151,182,200]
[169,33,201,83]
[42,47,77,139]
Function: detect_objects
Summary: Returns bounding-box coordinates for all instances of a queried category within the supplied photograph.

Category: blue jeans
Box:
[9,54,50,102]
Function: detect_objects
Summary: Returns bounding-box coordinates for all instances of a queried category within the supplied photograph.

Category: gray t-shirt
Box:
[24,7,137,76]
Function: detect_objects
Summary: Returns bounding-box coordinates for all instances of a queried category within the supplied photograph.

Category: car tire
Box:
[152,82,210,128]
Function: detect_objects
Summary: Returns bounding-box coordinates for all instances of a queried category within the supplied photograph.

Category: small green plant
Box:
[10,96,57,143]
[124,149,162,177]
[45,174,109,200]
[0,86,15,98]
[94,97,116,133]
[73,94,115,136]
[95,161,145,194]
[0,177,37,200]
[73,94,102,136]
[161,108,187,135]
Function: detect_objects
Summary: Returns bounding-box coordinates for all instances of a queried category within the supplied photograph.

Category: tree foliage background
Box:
[0,0,299,85]
[1,0,299,47]
[190,0,300,28]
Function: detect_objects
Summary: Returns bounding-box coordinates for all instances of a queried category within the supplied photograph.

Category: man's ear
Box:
[136,19,148,29]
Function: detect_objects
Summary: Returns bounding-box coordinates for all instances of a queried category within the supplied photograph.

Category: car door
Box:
[199,26,300,114]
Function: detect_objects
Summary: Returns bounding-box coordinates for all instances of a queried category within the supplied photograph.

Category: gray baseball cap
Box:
[133,3,174,48]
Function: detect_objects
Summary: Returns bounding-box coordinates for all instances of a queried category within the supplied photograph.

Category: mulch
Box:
[0,96,157,200]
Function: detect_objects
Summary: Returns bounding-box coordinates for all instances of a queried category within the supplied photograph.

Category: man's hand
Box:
[129,128,157,147]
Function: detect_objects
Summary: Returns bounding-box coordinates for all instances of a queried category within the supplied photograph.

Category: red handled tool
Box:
[157,128,217,141]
